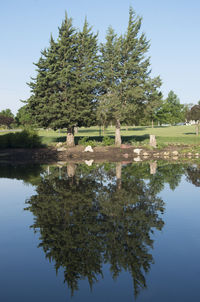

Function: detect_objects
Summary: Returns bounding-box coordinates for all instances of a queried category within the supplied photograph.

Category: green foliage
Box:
[0,109,14,118]
[78,136,99,147]
[0,129,42,148]
[0,115,15,128]
[78,135,115,146]
[97,7,162,137]
[16,105,33,127]
[102,136,115,146]
[27,14,99,136]
[0,108,15,128]
[156,90,185,125]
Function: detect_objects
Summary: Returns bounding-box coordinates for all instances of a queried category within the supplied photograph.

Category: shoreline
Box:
[0,144,199,164]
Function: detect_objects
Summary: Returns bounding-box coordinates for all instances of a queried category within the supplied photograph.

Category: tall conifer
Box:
[99,7,161,146]
[28,13,99,146]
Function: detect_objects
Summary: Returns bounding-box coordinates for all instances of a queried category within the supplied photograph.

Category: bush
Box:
[0,129,43,148]
[102,136,115,146]
[78,136,115,147]
[78,136,99,147]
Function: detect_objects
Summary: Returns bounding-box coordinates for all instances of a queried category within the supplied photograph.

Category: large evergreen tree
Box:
[28,14,99,146]
[98,7,162,146]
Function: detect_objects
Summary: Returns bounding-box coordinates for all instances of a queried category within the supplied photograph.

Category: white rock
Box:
[172,151,178,156]
[85,159,94,166]
[56,142,63,148]
[57,147,66,151]
[134,156,141,162]
[84,145,94,152]
[133,148,142,155]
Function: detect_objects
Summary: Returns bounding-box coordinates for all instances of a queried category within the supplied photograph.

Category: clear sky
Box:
[1,0,200,114]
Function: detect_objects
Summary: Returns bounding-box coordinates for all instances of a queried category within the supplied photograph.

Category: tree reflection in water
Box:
[25,162,165,298]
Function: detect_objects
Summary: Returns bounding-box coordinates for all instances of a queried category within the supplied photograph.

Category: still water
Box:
[0,162,200,301]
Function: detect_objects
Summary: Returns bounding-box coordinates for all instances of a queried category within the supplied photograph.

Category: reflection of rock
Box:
[150,161,157,175]
[84,146,94,152]
[134,156,141,162]
[85,159,94,166]
[67,163,76,177]
[123,153,129,159]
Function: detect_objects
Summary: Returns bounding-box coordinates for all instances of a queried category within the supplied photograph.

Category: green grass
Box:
[1,125,200,147]
[39,125,200,146]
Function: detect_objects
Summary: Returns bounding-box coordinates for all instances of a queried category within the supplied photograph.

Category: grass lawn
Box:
[37,125,200,146]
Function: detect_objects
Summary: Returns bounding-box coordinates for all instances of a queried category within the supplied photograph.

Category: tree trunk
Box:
[196,124,199,136]
[115,119,121,147]
[67,127,75,147]
[152,119,154,128]
[102,125,105,136]
[74,126,78,134]
[116,162,122,190]
[150,135,157,148]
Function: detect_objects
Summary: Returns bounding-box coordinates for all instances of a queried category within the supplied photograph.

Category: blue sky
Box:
[1,0,200,114]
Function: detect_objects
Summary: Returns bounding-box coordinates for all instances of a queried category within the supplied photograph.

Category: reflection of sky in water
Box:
[0,168,199,301]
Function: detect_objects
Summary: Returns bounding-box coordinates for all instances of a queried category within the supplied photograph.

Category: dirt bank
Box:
[0,144,199,164]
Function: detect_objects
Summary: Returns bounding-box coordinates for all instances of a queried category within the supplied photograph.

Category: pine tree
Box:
[28,13,99,146]
[98,7,161,146]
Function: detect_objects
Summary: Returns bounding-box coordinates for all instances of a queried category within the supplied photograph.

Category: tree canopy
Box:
[97,8,162,145]
[27,14,99,146]
[156,90,185,125]
[0,109,15,128]
[26,8,162,146]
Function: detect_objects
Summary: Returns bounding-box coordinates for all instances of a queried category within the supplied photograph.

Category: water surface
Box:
[0,162,200,301]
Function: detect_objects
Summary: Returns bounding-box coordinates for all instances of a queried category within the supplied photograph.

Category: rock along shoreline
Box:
[0,144,199,164]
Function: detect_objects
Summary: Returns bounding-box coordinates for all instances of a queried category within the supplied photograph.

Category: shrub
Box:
[102,136,115,146]
[0,129,43,148]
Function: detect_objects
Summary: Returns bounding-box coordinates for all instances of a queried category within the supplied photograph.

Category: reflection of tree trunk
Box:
[150,161,157,175]
[67,127,75,147]
[67,163,76,178]
[115,119,121,146]
[116,162,122,190]
[59,167,62,180]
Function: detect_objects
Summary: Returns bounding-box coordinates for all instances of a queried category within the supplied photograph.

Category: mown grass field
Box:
[0,125,200,146]
[38,125,200,146]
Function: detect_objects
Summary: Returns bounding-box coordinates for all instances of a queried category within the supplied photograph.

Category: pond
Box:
[0,161,200,301]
